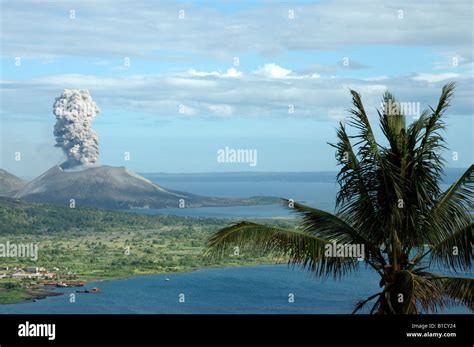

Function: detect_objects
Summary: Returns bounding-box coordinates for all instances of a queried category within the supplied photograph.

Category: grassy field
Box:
[0,226,279,280]
[0,197,294,303]
[0,278,61,304]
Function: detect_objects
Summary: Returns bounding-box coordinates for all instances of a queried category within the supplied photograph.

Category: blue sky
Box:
[0,0,473,178]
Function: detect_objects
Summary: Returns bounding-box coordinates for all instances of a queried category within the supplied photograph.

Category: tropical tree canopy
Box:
[206,82,473,314]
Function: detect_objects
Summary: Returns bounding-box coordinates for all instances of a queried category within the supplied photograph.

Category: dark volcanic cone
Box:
[7,165,278,210]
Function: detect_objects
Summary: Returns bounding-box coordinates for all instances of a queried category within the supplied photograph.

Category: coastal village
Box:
[0,266,86,288]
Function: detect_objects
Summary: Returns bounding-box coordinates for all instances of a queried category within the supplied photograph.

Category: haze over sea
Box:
[136,169,465,218]
[0,170,470,314]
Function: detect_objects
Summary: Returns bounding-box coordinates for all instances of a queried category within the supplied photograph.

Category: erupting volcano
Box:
[6,90,277,210]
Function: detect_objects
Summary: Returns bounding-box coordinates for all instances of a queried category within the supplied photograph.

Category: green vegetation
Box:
[207,83,473,314]
[0,197,292,304]
[0,197,195,234]
[0,281,31,304]
[0,227,279,280]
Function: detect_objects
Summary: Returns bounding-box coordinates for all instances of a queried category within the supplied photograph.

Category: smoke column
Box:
[53,89,100,169]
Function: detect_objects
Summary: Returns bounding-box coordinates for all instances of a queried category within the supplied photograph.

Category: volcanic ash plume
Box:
[53,89,100,169]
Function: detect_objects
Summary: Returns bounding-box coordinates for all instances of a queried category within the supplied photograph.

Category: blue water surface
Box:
[0,265,470,314]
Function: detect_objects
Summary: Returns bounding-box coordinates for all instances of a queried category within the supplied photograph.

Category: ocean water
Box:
[137,173,338,218]
[0,170,470,314]
[136,170,461,219]
[0,265,469,314]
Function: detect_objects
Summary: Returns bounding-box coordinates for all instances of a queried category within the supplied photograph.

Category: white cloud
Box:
[0,1,471,59]
[188,64,318,80]
[254,64,321,79]
[2,71,472,122]
[364,76,389,81]
[255,64,292,78]
[187,69,220,78]
[342,84,388,94]
[166,77,217,88]
[223,68,242,78]
[207,104,234,117]
[412,73,459,83]
[187,67,242,78]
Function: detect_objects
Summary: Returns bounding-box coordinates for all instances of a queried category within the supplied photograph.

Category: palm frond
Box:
[423,165,473,262]
[206,221,358,278]
[439,277,474,310]
[286,200,385,268]
[432,82,456,117]
[410,83,455,208]
[410,272,473,312]
[428,222,473,271]
[346,89,380,158]
[352,291,382,314]
[330,122,383,245]
[411,272,447,313]
[380,91,406,151]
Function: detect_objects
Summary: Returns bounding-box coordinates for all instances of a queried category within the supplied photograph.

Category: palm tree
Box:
[206,82,473,314]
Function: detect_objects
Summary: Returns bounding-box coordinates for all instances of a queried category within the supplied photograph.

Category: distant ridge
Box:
[7,165,279,210]
[0,169,26,194]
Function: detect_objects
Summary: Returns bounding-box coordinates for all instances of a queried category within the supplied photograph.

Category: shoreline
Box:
[3,261,280,305]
